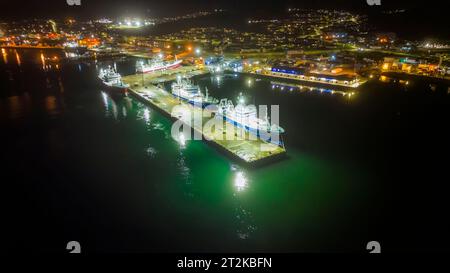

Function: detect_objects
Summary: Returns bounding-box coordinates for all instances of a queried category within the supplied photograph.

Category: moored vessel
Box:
[98,65,129,95]
[216,93,285,146]
[136,58,182,74]
[171,76,218,107]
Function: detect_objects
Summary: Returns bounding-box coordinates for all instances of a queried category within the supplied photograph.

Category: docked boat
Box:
[136,58,182,74]
[98,65,129,95]
[216,93,285,145]
[171,76,218,107]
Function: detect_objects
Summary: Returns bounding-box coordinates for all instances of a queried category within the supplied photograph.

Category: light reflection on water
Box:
[145,146,157,158]
[234,171,248,192]
[143,108,150,123]
[230,166,257,240]
[44,96,58,115]
[40,53,45,70]
[101,91,109,110]
[1,48,63,71]
[136,105,170,139]
[235,205,257,240]
[177,148,193,198]
[131,93,258,240]
[6,96,24,120]
[15,50,21,67]
[1,48,8,64]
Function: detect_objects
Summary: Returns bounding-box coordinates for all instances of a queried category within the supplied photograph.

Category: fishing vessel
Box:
[136,58,182,73]
[98,65,129,95]
[171,76,218,107]
[216,93,285,145]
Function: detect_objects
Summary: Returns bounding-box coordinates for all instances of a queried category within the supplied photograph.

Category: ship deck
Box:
[121,66,287,166]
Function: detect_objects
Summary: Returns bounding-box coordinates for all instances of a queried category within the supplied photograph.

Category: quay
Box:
[246,70,367,88]
[121,66,287,166]
[132,66,209,84]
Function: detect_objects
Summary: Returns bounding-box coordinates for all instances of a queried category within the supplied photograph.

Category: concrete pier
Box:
[246,70,367,89]
[121,66,287,165]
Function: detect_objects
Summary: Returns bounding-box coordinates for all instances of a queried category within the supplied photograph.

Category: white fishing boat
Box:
[171,76,218,107]
[216,93,284,145]
[98,64,129,95]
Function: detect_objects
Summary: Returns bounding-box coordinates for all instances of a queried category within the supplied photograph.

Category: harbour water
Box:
[2,49,449,252]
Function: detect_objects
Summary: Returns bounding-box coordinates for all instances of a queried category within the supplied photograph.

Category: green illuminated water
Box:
[3,49,449,252]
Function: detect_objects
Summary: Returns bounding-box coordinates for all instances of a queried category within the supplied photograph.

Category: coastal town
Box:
[1,9,449,85]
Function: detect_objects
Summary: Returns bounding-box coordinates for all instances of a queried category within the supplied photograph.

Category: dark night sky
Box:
[0,0,445,19]
[0,0,447,39]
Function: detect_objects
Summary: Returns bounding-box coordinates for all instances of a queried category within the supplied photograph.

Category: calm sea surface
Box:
[1,48,449,252]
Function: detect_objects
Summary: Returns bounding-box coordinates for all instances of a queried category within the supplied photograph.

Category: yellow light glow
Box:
[143,108,150,123]
[1,48,7,64]
[15,50,21,66]
[40,53,46,69]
